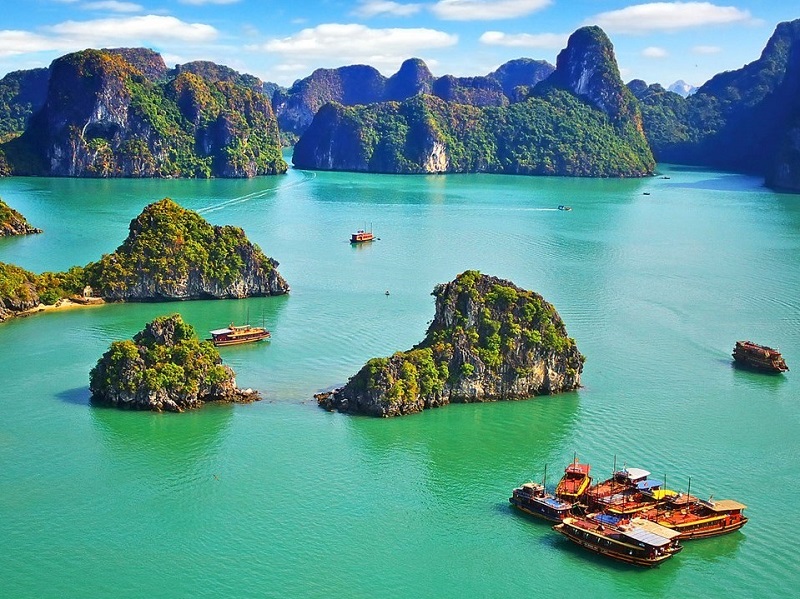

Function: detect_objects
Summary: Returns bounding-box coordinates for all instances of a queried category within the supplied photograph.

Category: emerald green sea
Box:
[1,157,798,598]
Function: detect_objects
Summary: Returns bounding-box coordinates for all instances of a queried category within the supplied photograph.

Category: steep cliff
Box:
[634,19,800,189]
[318,271,584,417]
[488,58,555,100]
[0,68,49,139]
[0,198,42,236]
[90,314,259,412]
[385,58,435,101]
[85,198,289,301]
[1,48,285,178]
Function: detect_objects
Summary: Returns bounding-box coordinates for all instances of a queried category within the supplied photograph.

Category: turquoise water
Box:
[1,160,799,597]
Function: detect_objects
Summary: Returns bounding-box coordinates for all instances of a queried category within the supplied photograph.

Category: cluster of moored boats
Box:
[510,459,748,567]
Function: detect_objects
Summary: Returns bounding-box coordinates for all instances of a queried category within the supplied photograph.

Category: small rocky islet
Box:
[0,198,41,237]
[317,271,584,417]
[0,198,288,322]
[90,314,259,412]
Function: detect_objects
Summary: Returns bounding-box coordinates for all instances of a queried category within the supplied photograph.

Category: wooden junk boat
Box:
[553,514,682,567]
[208,323,270,347]
[732,340,789,373]
[555,459,592,503]
[587,469,664,516]
[636,492,748,540]
[350,229,375,243]
[510,466,573,522]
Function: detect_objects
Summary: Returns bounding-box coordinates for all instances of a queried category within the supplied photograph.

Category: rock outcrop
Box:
[0,262,40,322]
[0,198,42,236]
[86,198,289,301]
[318,271,584,417]
[487,58,555,100]
[1,48,286,178]
[0,67,50,138]
[90,314,260,411]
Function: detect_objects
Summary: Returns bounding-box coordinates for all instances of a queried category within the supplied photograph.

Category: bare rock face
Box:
[89,314,260,412]
[318,271,584,417]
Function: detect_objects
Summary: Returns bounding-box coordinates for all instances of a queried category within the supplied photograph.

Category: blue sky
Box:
[1,1,797,87]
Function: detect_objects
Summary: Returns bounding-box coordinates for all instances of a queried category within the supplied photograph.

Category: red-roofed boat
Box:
[555,458,592,503]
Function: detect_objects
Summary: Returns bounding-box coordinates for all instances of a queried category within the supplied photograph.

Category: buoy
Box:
[385,290,390,296]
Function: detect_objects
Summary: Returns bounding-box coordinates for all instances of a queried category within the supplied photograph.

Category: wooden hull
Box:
[555,475,591,502]
[509,497,570,523]
[553,523,675,567]
[208,332,270,346]
[655,515,748,540]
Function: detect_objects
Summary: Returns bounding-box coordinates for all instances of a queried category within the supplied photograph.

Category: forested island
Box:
[0,48,285,178]
[294,27,654,177]
[318,271,584,417]
[90,314,259,412]
[0,198,288,322]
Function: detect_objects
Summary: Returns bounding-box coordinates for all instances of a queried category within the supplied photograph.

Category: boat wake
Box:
[196,170,317,215]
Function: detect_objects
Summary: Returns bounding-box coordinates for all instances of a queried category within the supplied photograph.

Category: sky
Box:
[0,1,798,88]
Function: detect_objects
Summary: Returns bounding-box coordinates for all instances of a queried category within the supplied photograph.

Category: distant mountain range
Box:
[0,19,799,188]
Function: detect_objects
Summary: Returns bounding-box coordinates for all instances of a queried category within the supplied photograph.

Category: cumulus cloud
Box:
[586,2,752,34]
[255,23,457,70]
[479,31,567,48]
[47,15,218,44]
[642,46,668,57]
[692,44,721,54]
[0,30,63,58]
[81,1,142,12]
[431,0,552,21]
[354,1,422,17]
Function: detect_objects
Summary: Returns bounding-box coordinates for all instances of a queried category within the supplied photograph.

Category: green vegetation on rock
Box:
[89,314,259,411]
[319,271,584,417]
[0,197,41,236]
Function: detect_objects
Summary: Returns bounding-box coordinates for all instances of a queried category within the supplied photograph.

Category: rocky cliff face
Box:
[545,26,639,122]
[318,271,583,417]
[0,68,50,138]
[90,314,259,412]
[87,198,289,301]
[2,48,285,178]
[0,199,42,236]
[385,58,435,100]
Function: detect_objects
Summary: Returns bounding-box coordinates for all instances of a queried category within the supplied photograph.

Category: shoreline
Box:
[16,297,106,319]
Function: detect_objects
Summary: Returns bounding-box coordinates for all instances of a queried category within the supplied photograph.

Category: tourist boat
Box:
[555,459,591,503]
[553,514,682,567]
[510,466,574,522]
[732,340,789,373]
[350,229,375,243]
[557,205,572,211]
[585,467,654,506]
[589,473,665,516]
[637,493,748,540]
[207,323,270,347]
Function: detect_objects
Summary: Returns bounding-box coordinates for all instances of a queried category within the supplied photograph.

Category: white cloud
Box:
[47,15,218,44]
[255,23,457,70]
[81,1,142,12]
[431,0,552,21]
[179,0,240,5]
[354,1,422,17]
[479,31,567,48]
[586,2,752,34]
[692,44,721,54]
[0,30,63,58]
[642,46,668,57]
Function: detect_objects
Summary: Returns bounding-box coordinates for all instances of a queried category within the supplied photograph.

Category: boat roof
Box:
[620,468,650,481]
[635,479,663,490]
[593,513,623,526]
[630,518,682,541]
[648,489,679,501]
[708,499,747,511]
[209,328,233,335]
[622,524,674,547]
[541,497,571,510]
[566,463,590,475]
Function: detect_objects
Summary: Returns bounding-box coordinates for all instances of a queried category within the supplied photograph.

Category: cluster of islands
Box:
[1,20,798,416]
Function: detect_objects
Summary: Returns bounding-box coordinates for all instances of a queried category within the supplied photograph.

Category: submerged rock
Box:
[90,314,260,411]
[319,271,584,417]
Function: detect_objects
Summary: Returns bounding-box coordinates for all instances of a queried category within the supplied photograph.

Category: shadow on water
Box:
[56,386,92,406]
[681,531,745,563]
